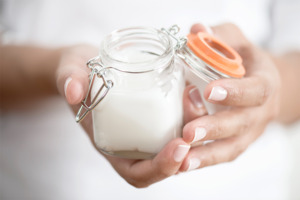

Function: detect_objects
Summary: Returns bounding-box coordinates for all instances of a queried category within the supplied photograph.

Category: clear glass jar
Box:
[76,25,245,159]
[77,27,184,159]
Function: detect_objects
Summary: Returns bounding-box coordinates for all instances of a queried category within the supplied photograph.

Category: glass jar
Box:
[76,25,245,159]
[77,27,185,159]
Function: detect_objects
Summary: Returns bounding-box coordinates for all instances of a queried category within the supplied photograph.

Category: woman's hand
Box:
[56,45,190,188]
[55,21,282,186]
[180,23,281,171]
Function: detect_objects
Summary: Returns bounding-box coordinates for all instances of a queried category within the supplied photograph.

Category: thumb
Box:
[62,68,89,105]
[56,46,97,105]
[106,138,190,188]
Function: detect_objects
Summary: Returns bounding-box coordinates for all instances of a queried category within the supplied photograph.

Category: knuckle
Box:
[205,115,222,139]
[209,151,218,165]
[257,84,271,105]
[238,114,251,134]
[228,86,244,103]
[211,117,222,139]
[159,167,174,178]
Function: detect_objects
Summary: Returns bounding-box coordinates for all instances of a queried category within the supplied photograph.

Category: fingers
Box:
[179,23,279,174]
[106,138,190,188]
[179,135,249,172]
[63,69,89,105]
[189,23,274,107]
[204,76,271,107]
[183,85,207,124]
[56,45,98,105]
[182,108,254,143]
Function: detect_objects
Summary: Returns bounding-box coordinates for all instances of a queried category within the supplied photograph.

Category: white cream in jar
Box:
[87,27,184,159]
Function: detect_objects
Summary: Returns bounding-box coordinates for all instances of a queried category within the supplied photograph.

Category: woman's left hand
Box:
[180,23,281,171]
[56,45,190,188]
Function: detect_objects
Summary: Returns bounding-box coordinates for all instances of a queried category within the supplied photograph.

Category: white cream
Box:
[91,69,183,155]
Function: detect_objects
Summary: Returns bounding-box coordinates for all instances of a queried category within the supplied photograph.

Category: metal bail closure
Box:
[76,57,114,123]
[161,25,187,50]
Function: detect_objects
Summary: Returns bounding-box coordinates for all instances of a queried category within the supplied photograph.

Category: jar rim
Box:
[100,26,173,73]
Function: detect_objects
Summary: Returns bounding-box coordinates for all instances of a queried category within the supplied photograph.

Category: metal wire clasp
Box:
[161,25,187,50]
[75,56,113,123]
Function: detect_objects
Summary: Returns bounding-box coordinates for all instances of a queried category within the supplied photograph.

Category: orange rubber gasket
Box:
[187,32,245,78]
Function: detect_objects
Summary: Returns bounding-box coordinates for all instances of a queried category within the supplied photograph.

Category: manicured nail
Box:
[192,127,207,143]
[208,86,227,101]
[64,77,72,97]
[189,88,203,108]
[203,140,214,145]
[187,158,201,171]
[173,145,190,162]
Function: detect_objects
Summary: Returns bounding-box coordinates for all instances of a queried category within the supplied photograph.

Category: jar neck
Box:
[178,46,231,83]
[94,27,181,92]
[99,27,174,74]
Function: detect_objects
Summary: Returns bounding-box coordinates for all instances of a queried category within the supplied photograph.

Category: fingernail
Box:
[173,145,190,162]
[208,86,227,101]
[189,88,203,108]
[192,127,207,143]
[203,140,214,145]
[187,158,201,171]
[64,77,72,97]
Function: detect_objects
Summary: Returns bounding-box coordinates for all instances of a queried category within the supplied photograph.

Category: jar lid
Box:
[187,32,245,78]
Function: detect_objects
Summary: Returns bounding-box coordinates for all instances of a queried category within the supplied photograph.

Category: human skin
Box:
[1,23,299,188]
[181,23,282,171]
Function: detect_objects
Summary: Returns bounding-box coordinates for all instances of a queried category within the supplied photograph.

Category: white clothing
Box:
[1,0,300,199]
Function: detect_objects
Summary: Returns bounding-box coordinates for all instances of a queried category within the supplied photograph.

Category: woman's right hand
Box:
[180,23,281,172]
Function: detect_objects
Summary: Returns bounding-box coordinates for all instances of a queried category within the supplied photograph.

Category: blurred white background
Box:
[1,0,300,199]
